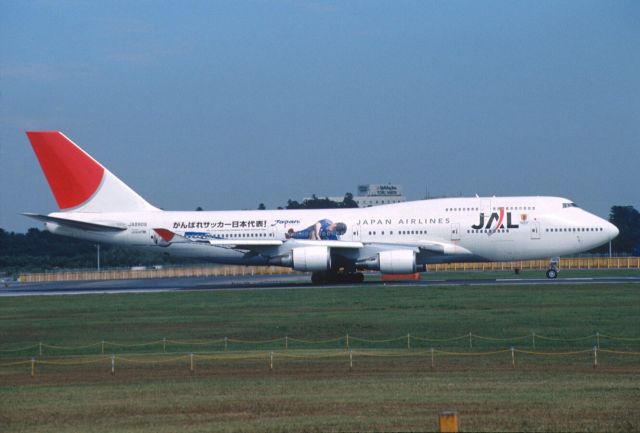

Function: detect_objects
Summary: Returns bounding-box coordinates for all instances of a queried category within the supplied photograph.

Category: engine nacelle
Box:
[277,246,332,272]
[357,249,417,274]
[379,249,416,274]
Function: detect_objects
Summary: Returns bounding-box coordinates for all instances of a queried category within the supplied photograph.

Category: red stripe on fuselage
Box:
[495,207,505,231]
[26,132,105,210]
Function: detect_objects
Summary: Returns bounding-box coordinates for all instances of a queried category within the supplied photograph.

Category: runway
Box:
[2,273,640,297]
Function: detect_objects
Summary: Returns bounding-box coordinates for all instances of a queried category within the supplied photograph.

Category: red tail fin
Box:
[27,131,157,212]
[26,131,104,210]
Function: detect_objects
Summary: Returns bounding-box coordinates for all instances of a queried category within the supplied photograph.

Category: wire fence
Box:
[2,332,639,358]
[2,346,640,378]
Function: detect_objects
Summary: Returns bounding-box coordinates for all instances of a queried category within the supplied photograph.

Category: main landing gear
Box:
[546,257,559,279]
[311,271,365,285]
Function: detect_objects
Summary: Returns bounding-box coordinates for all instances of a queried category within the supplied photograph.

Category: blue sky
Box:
[1,0,638,232]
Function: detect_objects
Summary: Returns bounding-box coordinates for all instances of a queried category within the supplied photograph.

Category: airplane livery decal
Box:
[471,208,520,231]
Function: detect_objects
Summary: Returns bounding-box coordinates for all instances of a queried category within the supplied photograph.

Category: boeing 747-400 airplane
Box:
[25,131,619,283]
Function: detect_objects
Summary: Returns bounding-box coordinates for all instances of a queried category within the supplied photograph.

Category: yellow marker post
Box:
[439,411,459,433]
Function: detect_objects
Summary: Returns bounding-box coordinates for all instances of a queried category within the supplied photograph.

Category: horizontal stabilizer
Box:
[23,213,127,232]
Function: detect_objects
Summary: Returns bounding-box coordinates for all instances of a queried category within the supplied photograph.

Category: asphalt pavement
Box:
[2,273,639,297]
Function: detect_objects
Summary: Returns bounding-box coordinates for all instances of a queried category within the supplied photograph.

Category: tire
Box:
[546,269,558,279]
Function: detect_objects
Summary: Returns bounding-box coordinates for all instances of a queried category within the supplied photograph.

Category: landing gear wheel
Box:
[546,269,558,279]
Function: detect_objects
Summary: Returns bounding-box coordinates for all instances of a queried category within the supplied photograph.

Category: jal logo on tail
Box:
[471,208,519,230]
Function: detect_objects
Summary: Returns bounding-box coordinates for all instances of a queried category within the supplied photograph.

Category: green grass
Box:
[2,283,638,349]
[1,282,639,432]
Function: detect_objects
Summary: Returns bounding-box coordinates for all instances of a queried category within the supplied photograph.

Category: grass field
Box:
[1,281,639,432]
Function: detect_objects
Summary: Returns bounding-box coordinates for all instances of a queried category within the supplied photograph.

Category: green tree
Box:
[340,192,359,208]
[285,193,358,210]
[609,206,640,254]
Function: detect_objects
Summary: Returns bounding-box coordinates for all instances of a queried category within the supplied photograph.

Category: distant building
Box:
[304,183,407,207]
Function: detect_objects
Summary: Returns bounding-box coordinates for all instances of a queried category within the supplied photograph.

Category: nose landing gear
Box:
[546,257,559,279]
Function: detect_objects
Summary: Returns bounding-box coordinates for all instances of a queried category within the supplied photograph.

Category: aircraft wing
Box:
[207,239,364,248]
[153,229,283,248]
[411,240,472,255]
[153,228,466,254]
[286,239,363,249]
[23,213,127,232]
[360,239,472,255]
[152,229,363,251]
[208,239,284,247]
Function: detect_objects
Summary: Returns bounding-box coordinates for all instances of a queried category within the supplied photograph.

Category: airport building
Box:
[305,183,407,207]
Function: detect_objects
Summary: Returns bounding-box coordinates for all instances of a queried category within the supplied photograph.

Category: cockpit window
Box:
[562,202,578,208]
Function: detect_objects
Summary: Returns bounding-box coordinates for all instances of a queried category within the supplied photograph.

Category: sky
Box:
[1,0,638,233]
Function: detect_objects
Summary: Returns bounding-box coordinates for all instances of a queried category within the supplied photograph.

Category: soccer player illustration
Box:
[286,219,347,240]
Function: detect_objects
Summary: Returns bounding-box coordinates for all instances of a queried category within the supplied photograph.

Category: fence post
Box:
[224,336,228,351]
[163,337,166,353]
[593,346,598,369]
[349,349,353,370]
[596,332,600,349]
[111,354,115,375]
[31,357,36,378]
[469,332,472,349]
[407,333,411,350]
[190,353,194,373]
[39,342,42,357]
[285,336,288,350]
[269,351,274,371]
[430,347,434,370]
[511,347,515,368]
[532,332,536,349]
[102,340,105,355]
[346,334,350,351]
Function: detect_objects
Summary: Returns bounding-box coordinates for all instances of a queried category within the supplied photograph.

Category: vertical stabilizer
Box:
[26,131,159,213]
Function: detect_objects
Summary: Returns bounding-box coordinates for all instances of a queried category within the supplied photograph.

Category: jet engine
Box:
[357,249,417,274]
[277,246,332,272]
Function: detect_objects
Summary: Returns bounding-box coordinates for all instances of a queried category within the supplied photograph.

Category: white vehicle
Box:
[25,131,619,283]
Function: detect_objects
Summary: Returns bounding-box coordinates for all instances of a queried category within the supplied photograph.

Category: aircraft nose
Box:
[606,222,619,241]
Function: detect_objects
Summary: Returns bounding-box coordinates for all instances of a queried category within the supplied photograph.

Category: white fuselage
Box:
[44,196,618,267]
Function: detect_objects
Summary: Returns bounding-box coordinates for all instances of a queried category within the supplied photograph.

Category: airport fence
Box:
[2,332,639,358]
[16,257,640,282]
[3,332,639,377]
[17,264,295,282]
[2,346,640,378]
